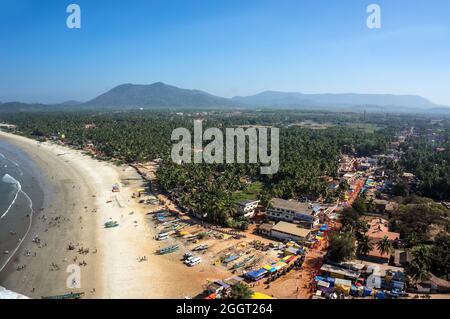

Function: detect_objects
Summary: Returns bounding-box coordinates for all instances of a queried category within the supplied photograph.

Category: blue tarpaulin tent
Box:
[363,287,372,297]
[315,276,327,282]
[246,268,268,281]
[376,291,385,299]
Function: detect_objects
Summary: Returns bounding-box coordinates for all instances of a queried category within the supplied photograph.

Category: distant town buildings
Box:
[84,123,96,129]
[0,123,17,130]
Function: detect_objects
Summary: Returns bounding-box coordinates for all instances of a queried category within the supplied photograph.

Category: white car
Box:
[184,256,196,264]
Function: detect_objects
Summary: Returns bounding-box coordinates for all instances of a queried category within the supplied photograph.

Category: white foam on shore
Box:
[0,174,35,273]
[0,286,30,299]
[0,174,21,220]
[0,152,20,167]
[0,151,23,174]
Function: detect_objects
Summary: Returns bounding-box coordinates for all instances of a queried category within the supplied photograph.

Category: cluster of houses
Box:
[312,216,409,299]
[248,198,324,244]
[315,260,407,299]
[0,123,17,130]
[236,192,447,298]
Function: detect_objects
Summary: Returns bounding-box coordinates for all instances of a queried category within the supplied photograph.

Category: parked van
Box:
[186,257,201,267]
[184,256,196,264]
[183,252,193,260]
[156,232,169,241]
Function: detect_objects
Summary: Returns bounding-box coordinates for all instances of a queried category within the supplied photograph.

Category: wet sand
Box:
[0,131,228,298]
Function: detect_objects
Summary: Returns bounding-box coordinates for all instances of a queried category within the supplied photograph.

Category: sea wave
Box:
[0,175,35,273]
[1,174,22,220]
[0,286,30,299]
[0,152,23,175]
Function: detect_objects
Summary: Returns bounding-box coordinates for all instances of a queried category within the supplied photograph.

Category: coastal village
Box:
[1,121,449,300]
[1,0,450,307]
[115,127,450,300]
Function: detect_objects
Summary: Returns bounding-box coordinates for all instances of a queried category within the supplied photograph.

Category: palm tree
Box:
[357,235,374,256]
[355,221,369,241]
[406,245,432,284]
[406,260,430,284]
[406,232,419,248]
[258,190,272,209]
[223,196,237,217]
[377,236,394,257]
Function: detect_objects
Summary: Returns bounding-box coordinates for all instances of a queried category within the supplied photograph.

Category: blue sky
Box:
[1,0,449,105]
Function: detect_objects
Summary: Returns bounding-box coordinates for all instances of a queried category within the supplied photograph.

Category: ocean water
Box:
[0,139,44,274]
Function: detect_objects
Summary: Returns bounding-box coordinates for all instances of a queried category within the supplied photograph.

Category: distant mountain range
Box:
[232,91,442,110]
[1,82,449,114]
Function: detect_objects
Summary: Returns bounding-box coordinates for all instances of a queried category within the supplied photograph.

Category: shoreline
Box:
[0,131,229,299]
[0,140,48,278]
[0,131,104,298]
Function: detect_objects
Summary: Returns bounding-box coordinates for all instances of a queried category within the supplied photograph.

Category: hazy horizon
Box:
[1,82,448,109]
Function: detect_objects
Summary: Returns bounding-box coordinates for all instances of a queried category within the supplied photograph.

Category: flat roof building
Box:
[258,223,274,236]
[270,221,312,242]
[320,263,361,280]
[267,198,319,229]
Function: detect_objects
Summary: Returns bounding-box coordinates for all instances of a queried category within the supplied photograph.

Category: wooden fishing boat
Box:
[42,292,85,299]
[193,244,208,251]
[104,221,119,228]
[230,255,255,270]
[158,244,179,255]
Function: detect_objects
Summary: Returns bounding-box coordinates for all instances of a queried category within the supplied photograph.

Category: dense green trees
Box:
[356,235,374,257]
[352,196,368,214]
[400,133,450,200]
[152,113,393,227]
[406,246,432,283]
[405,235,450,282]
[5,110,447,235]
[229,283,254,299]
[389,201,449,243]
[328,232,356,262]
[430,234,450,280]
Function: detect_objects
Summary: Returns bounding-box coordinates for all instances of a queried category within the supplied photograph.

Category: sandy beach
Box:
[0,131,229,299]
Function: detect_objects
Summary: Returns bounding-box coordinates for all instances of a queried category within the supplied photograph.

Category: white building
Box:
[267,198,320,229]
[236,200,260,218]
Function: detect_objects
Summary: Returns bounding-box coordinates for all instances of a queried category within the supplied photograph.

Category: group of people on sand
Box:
[137,256,147,262]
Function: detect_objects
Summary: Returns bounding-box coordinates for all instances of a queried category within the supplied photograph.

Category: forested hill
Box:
[84,82,237,108]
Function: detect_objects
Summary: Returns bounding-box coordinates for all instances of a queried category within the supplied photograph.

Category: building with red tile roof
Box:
[364,217,400,263]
